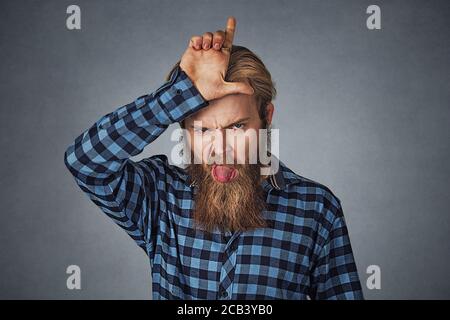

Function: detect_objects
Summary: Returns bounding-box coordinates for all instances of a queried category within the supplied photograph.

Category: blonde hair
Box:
[166,45,276,126]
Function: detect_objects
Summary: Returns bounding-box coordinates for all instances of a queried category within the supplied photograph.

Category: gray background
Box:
[0,0,449,299]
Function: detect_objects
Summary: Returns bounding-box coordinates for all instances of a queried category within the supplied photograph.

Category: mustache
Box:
[188,163,261,184]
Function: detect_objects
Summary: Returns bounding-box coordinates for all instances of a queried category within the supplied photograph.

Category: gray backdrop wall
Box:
[0,0,449,299]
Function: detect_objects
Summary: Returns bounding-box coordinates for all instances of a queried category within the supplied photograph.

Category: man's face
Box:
[183,93,274,233]
[184,93,268,176]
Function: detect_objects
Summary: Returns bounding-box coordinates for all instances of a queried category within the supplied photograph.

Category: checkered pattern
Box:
[64,65,364,300]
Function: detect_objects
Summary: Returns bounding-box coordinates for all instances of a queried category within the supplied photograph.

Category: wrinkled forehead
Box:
[185,93,258,128]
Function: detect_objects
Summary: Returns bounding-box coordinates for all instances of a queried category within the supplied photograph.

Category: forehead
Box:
[185,93,258,127]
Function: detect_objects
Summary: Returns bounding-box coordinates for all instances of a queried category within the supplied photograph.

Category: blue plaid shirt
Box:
[64,65,364,300]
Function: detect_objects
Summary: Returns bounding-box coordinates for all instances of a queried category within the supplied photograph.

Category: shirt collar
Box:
[261,156,302,191]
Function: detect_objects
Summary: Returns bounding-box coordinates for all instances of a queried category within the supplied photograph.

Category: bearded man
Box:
[64,17,363,300]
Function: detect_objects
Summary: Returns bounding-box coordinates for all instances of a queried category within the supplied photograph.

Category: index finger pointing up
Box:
[222,16,236,52]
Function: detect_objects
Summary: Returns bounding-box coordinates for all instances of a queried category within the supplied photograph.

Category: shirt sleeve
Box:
[309,202,365,300]
[63,65,208,255]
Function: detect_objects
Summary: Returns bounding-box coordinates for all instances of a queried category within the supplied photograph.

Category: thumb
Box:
[221,80,255,96]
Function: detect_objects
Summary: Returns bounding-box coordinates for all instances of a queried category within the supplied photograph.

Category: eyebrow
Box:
[190,117,251,130]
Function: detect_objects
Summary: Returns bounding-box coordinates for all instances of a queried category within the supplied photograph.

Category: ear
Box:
[265,102,275,126]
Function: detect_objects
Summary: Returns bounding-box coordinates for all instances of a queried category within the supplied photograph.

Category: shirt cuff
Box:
[153,64,209,123]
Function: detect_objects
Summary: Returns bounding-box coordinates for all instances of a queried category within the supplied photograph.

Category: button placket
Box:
[217,232,240,299]
[230,240,239,252]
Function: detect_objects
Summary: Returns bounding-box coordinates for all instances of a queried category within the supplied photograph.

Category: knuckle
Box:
[213,34,224,42]
[191,35,201,41]
[202,32,213,39]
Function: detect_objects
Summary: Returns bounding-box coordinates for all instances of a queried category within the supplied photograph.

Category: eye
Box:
[232,123,244,129]
[193,127,208,133]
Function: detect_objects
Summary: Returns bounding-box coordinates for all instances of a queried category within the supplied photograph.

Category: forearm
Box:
[63,65,208,191]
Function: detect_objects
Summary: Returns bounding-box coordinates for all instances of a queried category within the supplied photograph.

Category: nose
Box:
[210,128,233,164]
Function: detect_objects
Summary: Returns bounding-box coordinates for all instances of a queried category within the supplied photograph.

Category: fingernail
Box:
[214,43,220,50]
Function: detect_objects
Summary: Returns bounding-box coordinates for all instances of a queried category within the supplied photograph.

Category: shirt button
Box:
[219,287,228,298]
[175,88,182,95]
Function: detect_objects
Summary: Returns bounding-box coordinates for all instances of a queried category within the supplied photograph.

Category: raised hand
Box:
[179,17,254,101]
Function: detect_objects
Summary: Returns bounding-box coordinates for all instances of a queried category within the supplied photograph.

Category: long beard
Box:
[185,163,267,233]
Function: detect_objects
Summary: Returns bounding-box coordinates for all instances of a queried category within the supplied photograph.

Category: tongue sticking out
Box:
[212,165,238,183]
